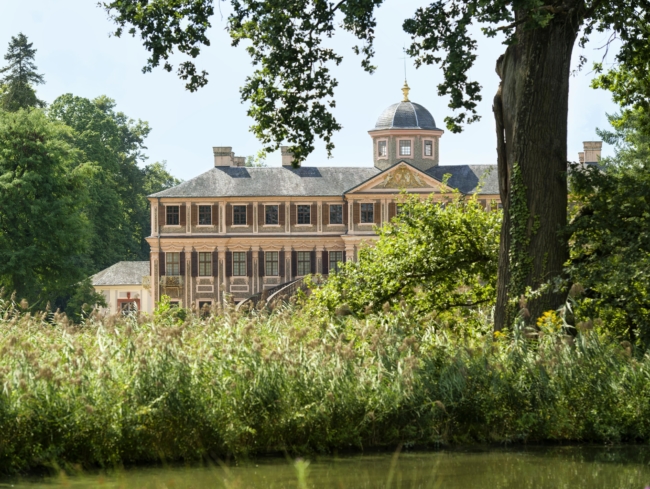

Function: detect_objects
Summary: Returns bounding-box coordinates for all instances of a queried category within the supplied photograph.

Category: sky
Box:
[1,1,620,180]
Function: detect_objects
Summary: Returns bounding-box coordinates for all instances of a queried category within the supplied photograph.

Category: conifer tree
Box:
[0,33,45,111]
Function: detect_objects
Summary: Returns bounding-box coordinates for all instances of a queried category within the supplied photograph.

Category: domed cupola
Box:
[369,82,444,171]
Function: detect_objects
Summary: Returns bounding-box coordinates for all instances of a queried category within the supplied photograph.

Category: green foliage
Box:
[308,192,500,323]
[1,298,650,474]
[63,278,108,323]
[102,1,650,156]
[0,109,94,307]
[567,108,650,346]
[0,33,45,111]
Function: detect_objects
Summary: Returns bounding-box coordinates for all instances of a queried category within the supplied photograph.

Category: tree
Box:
[0,33,45,111]
[566,108,650,346]
[308,193,501,323]
[0,109,94,306]
[101,0,650,328]
[49,95,182,269]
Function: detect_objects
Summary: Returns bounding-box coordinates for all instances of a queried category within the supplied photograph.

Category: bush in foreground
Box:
[1,298,649,475]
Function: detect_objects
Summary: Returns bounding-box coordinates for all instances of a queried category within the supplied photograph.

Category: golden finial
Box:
[401,81,410,102]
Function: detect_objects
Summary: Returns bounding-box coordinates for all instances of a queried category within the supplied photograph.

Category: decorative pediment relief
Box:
[373,166,431,189]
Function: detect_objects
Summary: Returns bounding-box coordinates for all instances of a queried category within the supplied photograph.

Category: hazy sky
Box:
[2,1,619,180]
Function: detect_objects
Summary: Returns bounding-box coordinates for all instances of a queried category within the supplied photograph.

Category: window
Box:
[360,203,374,223]
[377,140,387,157]
[329,204,343,224]
[399,140,411,156]
[297,205,311,224]
[169,301,180,308]
[233,251,247,276]
[329,251,343,273]
[199,252,212,276]
[198,205,212,225]
[198,301,212,317]
[265,251,279,276]
[424,140,433,157]
[166,206,180,225]
[265,205,279,225]
[233,205,247,225]
[396,204,404,215]
[120,301,138,314]
[166,252,180,276]
[297,251,311,276]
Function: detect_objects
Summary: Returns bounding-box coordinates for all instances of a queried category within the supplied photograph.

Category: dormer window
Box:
[399,140,411,156]
[377,140,387,157]
[424,140,433,157]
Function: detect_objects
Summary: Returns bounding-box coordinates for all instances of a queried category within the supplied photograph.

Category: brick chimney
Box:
[281,146,299,167]
[582,141,602,165]
[213,147,234,167]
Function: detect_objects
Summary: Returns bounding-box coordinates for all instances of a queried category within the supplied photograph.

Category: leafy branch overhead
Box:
[103,0,650,161]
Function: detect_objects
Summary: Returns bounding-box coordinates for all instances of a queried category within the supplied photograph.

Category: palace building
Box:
[144,84,501,307]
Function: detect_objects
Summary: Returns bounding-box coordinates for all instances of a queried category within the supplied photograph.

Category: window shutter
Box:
[374,202,381,224]
[353,202,360,224]
[179,251,186,276]
[290,204,296,226]
[212,204,219,226]
[247,203,253,226]
[159,251,165,276]
[389,202,396,219]
[258,204,264,226]
[291,251,297,278]
[279,250,285,280]
[310,250,316,274]
[343,202,348,225]
[247,251,253,277]
[191,251,198,277]
[323,204,329,225]
[191,205,198,226]
[158,204,166,228]
[311,203,317,225]
[226,204,232,226]
[179,205,187,227]
[225,251,232,277]
[259,250,265,277]
[212,251,219,277]
[322,250,329,275]
[279,204,286,226]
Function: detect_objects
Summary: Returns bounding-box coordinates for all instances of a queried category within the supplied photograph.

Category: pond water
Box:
[2,447,650,489]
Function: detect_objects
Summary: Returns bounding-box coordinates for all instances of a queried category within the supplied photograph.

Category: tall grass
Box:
[1,297,649,475]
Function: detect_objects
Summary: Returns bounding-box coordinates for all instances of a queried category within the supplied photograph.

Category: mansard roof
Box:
[91,261,149,286]
[150,164,498,198]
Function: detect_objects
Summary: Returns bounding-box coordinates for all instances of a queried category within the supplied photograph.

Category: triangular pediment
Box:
[346,161,452,194]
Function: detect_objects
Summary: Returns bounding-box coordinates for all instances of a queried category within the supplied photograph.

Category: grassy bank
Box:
[1,298,649,475]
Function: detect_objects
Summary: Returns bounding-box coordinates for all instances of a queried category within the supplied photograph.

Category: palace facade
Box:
[145,84,500,307]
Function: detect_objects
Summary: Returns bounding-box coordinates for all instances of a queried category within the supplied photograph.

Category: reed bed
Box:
[1,298,649,474]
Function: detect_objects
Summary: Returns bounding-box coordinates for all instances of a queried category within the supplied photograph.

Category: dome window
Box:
[378,140,387,157]
[424,140,433,157]
[399,140,412,157]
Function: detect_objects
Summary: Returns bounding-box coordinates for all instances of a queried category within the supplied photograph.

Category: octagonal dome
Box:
[374,101,438,131]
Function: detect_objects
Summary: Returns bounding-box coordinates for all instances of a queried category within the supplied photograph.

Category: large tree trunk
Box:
[493,6,584,330]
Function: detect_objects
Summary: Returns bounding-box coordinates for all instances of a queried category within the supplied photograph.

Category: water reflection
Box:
[2,447,650,489]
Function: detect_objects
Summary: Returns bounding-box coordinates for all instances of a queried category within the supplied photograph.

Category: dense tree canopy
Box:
[567,108,650,346]
[0,109,94,306]
[0,33,45,112]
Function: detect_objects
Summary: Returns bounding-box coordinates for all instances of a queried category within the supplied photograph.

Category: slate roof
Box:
[91,261,150,286]
[151,166,380,198]
[426,165,499,195]
[373,101,439,131]
[150,164,499,198]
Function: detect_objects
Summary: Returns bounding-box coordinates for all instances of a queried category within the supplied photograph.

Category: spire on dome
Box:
[401,81,410,102]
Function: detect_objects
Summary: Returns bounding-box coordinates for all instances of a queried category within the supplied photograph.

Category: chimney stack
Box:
[281,146,299,167]
[233,156,246,167]
[213,147,235,167]
[582,141,602,165]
